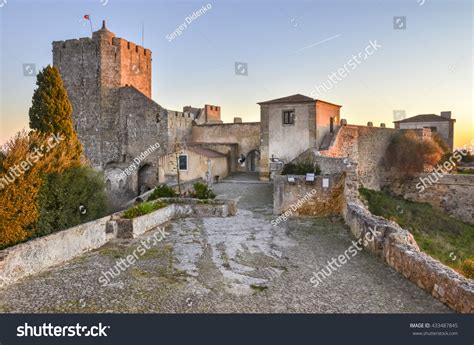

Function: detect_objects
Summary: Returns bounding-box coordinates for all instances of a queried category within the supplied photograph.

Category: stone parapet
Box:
[0,198,236,288]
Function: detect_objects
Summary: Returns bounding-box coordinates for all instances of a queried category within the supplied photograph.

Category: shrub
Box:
[281,161,321,175]
[148,184,177,201]
[461,259,474,279]
[459,151,474,163]
[35,166,108,237]
[123,200,168,219]
[0,131,82,249]
[384,130,444,179]
[192,182,216,199]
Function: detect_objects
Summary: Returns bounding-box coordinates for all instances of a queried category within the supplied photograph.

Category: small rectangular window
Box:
[179,155,188,170]
[283,110,295,125]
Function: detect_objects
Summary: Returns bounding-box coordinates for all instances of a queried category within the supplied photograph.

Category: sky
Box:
[0,0,472,148]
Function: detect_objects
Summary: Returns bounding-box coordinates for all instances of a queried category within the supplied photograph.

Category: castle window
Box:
[283,110,295,125]
[178,154,188,171]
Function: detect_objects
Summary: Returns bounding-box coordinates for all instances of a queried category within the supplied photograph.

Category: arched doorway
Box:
[137,164,153,196]
[246,149,260,172]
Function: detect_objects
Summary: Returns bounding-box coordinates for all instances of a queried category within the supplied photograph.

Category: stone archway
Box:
[137,164,153,196]
[246,149,260,172]
[104,166,127,192]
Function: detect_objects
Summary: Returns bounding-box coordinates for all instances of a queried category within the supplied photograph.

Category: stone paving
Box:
[0,179,450,313]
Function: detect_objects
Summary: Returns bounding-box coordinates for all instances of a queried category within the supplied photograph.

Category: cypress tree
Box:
[28,65,82,158]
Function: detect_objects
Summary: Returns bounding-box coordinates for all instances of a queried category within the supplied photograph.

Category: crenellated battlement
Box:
[51,20,155,175]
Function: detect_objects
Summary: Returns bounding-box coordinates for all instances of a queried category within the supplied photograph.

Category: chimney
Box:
[234,117,242,123]
[441,111,452,119]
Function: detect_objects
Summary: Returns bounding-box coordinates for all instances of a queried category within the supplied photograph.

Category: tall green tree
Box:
[28,66,83,161]
[29,66,75,136]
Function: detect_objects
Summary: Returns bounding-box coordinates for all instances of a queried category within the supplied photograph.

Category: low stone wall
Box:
[0,198,237,288]
[0,215,111,289]
[382,174,474,224]
[342,172,474,313]
[116,198,237,238]
[291,149,352,175]
[273,174,344,216]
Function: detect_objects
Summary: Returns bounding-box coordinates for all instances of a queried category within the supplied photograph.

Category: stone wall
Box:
[53,24,172,204]
[168,110,194,147]
[342,172,474,313]
[382,174,474,224]
[273,174,344,216]
[0,215,111,289]
[52,24,154,170]
[0,199,236,288]
[292,149,353,175]
[320,125,397,189]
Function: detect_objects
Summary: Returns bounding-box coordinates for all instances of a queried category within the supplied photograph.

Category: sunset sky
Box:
[0,0,472,148]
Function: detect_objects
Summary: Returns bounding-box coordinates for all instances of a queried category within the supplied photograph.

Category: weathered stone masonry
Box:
[382,174,474,225]
[342,170,474,313]
[0,198,237,289]
[52,22,177,204]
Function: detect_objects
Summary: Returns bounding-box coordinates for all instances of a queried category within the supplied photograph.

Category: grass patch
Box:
[359,188,474,277]
[123,200,168,219]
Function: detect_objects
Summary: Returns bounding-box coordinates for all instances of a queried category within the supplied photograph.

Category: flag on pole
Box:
[83,15,93,35]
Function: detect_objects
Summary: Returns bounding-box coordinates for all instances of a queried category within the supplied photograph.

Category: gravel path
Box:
[0,181,450,313]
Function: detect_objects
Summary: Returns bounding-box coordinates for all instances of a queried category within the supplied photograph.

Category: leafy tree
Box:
[35,166,108,236]
[384,130,444,179]
[0,131,82,248]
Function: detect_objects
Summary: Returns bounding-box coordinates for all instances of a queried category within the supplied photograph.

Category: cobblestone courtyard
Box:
[0,179,450,313]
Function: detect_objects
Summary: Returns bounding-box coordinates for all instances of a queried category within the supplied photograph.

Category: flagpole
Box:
[89,16,94,35]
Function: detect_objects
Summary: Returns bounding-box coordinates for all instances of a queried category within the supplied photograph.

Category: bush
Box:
[123,200,168,219]
[281,161,321,175]
[384,130,444,179]
[148,184,177,201]
[192,182,216,199]
[461,259,474,279]
[460,151,474,163]
[0,131,83,249]
[36,166,108,236]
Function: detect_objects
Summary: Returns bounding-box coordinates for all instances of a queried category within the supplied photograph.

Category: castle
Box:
[52,22,455,206]
[52,21,263,205]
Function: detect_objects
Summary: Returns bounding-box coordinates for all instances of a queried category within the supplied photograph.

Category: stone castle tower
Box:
[52,21,168,203]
